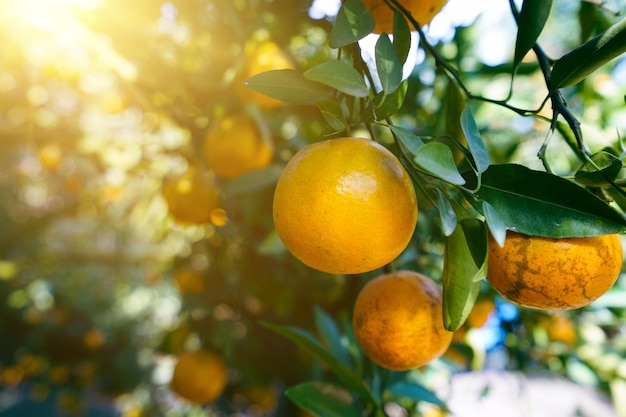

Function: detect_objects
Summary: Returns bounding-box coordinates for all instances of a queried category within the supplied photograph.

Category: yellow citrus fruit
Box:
[162,168,222,225]
[544,313,577,346]
[466,298,495,328]
[83,328,105,350]
[171,350,227,405]
[352,270,453,370]
[487,232,623,310]
[362,0,449,34]
[203,114,273,179]
[273,138,417,274]
[236,40,296,108]
[174,267,205,294]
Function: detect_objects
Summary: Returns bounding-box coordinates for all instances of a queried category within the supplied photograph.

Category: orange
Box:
[362,0,449,34]
[487,232,622,310]
[162,168,222,225]
[83,328,105,350]
[466,298,495,328]
[171,350,227,404]
[174,266,205,294]
[203,114,273,179]
[352,270,453,370]
[544,313,577,346]
[236,40,296,108]
[273,138,417,274]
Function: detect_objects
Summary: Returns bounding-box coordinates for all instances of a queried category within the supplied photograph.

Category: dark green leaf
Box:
[389,125,424,155]
[476,164,626,237]
[314,307,351,367]
[387,381,447,409]
[575,151,623,187]
[329,0,375,48]
[435,188,457,237]
[393,9,411,65]
[513,0,553,70]
[245,69,332,105]
[316,100,346,132]
[261,322,376,403]
[304,61,369,98]
[372,80,407,121]
[286,382,360,417]
[550,17,626,90]
[460,107,490,173]
[375,33,402,94]
[442,218,487,331]
[413,142,466,185]
[482,201,506,248]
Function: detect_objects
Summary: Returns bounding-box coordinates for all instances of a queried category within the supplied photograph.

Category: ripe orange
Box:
[362,0,448,34]
[352,270,453,370]
[171,350,227,405]
[203,114,273,179]
[544,313,577,346]
[466,298,495,328]
[174,267,205,294]
[487,232,623,310]
[162,168,222,225]
[273,138,417,274]
[236,40,296,108]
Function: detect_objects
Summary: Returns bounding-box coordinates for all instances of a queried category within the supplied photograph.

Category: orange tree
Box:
[0,0,625,416]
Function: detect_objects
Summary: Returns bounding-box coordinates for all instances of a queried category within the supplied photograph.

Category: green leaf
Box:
[413,142,466,185]
[442,218,487,331]
[393,9,411,65]
[286,382,360,417]
[222,164,282,197]
[550,17,626,91]
[482,201,507,248]
[372,80,408,121]
[387,381,447,409]
[245,69,332,105]
[389,125,424,155]
[329,0,375,48]
[316,100,346,132]
[575,151,623,187]
[304,61,369,98]
[513,0,553,70]
[460,107,490,173]
[475,164,626,237]
[262,322,376,403]
[314,307,351,367]
[435,188,457,237]
[375,33,402,94]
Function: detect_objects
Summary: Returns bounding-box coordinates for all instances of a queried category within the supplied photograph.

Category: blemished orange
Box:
[203,115,273,179]
[352,270,453,370]
[487,232,623,310]
[171,350,227,404]
[236,40,296,108]
[162,168,222,225]
[362,0,449,34]
[272,138,417,274]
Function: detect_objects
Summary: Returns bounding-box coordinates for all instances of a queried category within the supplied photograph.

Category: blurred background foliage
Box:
[0,0,625,416]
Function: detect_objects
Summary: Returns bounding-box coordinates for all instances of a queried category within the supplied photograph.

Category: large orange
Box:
[171,350,227,404]
[353,270,453,370]
[487,232,623,310]
[236,40,296,109]
[203,114,273,179]
[272,137,417,274]
[162,168,222,225]
[362,0,449,34]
